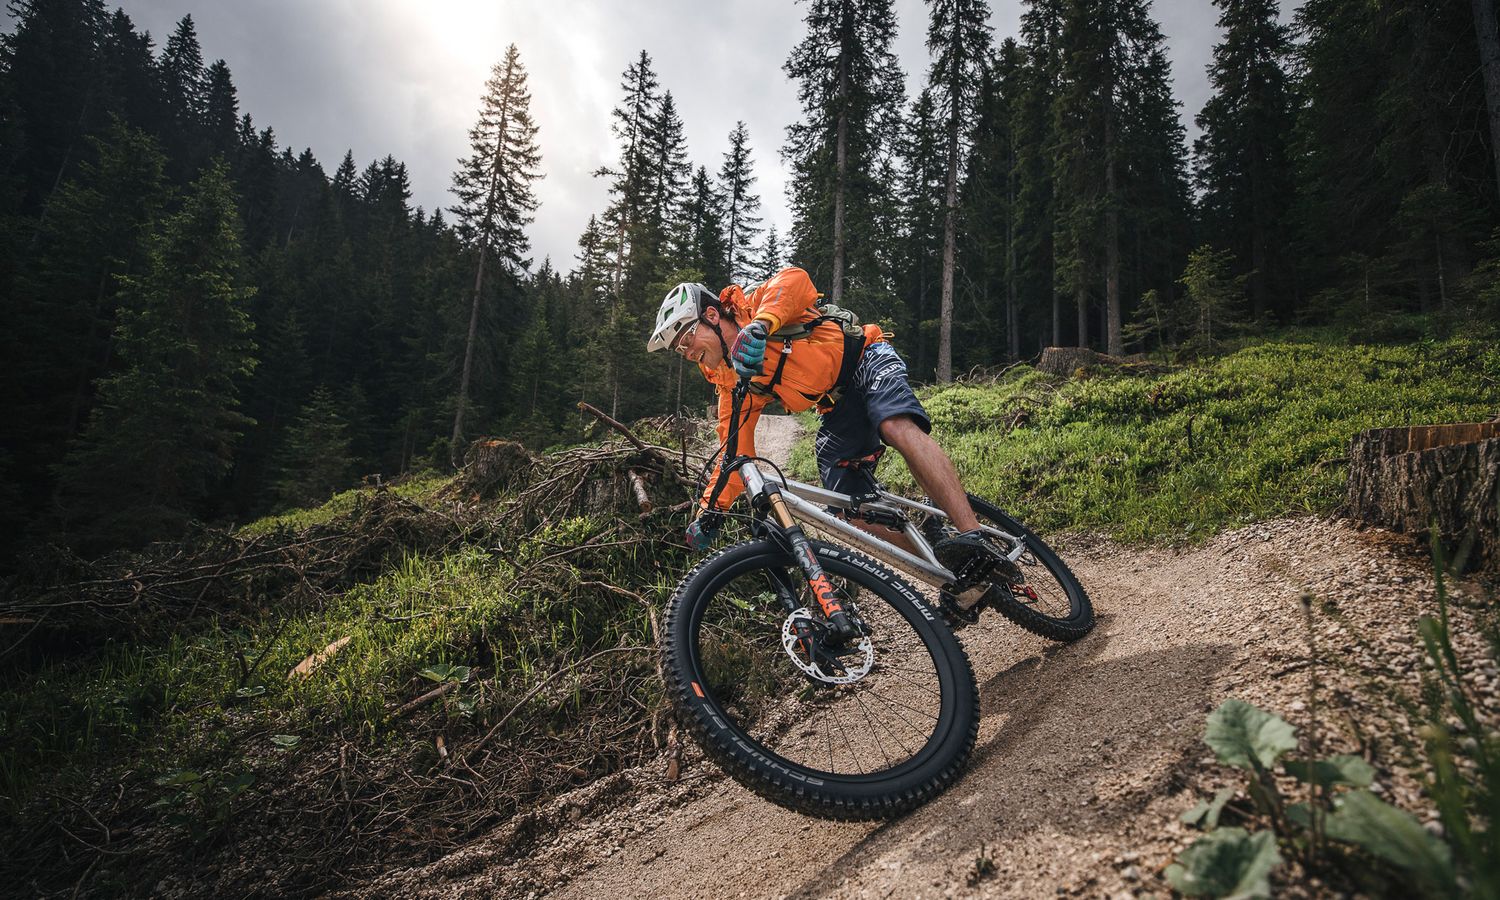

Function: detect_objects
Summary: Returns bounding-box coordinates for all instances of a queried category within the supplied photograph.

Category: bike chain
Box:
[940,550,1021,628]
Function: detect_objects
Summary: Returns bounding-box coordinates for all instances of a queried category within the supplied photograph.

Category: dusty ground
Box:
[352,415,1494,900]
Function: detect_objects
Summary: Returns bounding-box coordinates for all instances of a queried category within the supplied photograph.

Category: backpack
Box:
[749,302,867,406]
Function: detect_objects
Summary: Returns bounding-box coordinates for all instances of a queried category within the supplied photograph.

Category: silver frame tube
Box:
[753,468,1026,561]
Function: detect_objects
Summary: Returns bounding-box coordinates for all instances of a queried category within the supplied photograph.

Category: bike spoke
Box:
[696,563,950,778]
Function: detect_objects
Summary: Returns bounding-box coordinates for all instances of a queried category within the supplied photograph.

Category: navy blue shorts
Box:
[814,342,931,498]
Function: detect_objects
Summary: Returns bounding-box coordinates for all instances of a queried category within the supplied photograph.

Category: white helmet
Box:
[647,283,717,352]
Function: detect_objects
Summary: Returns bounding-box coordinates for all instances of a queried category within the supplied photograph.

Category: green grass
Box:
[795,335,1497,543]
[1,512,677,819]
[237,474,448,536]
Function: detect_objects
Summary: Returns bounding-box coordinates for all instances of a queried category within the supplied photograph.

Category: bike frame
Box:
[739,463,1025,591]
[711,376,1026,595]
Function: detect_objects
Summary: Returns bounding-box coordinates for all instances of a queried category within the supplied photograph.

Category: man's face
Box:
[672,307,726,368]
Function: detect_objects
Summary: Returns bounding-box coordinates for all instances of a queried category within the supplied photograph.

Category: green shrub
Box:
[870,336,1497,542]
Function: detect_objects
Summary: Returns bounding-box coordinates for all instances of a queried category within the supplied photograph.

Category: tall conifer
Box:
[447,43,541,466]
[55,160,255,550]
[1193,0,1297,320]
[925,0,992,381]
[718,121,764,283]
[783,0,905,307]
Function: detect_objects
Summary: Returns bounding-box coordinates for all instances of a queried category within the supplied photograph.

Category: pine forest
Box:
[2,1,1497,558]
[5,2,1500,896]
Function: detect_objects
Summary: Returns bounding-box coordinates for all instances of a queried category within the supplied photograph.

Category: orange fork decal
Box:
[807,573,843,617]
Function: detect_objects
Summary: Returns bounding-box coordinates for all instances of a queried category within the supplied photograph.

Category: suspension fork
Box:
[719,378,860,639]
[746,466,862,639]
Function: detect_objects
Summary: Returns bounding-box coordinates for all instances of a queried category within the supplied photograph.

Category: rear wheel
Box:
[663,538,978,820]
[968,495,1094,642]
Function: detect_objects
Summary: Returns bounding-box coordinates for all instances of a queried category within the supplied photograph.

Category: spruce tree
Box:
[202,59,239,157]
[682,165,729,286]
[718,121,764,283]
[55,160,255,551]
[1294,0,1498,313]
[158,14,207,173]
[1015,0,1066,349]
[894,88,947,378]
[1,118,168,525]
[783,0,905,308]
[593,51,680,418]
[271,385,355,509]
[1052,0,1190,355]
[447,43,541,467]
[1193,0,1297,321]
[648,91,691,248]
[159,15,205,125]
[960,45,1020,364]
[756,224,784,281]
[597,51,661,299]
[924,0,992,381]
[0,0,110,215]
[97,8,165,137]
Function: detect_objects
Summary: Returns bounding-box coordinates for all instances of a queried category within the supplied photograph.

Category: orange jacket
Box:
[698,266,884,511]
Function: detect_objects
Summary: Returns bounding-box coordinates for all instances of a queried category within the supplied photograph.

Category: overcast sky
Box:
[94,0,1295,274]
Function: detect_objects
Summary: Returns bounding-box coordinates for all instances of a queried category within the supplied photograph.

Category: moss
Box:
[785,334,1496,544]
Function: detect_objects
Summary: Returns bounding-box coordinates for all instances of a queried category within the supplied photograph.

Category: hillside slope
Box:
[356,410,1492,899]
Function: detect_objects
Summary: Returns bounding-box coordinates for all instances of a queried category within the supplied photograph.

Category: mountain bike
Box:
[662,375,1092,820]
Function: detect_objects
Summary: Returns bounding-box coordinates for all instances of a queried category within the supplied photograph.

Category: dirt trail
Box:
[355,417,1488,900]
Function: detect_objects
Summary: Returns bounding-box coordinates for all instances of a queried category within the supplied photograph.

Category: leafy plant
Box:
[1165,827,1281,899]
[1412,537,1500,897]
[151,768,256,842]
[1174,698,1459,898]
[418,662,473,684]
[966,842,997,887]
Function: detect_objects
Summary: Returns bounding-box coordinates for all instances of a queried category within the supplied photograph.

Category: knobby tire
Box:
[968,494,1094,642]
[663,539,978,820]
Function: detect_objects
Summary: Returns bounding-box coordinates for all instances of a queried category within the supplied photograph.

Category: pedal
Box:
[939,549,1012,629]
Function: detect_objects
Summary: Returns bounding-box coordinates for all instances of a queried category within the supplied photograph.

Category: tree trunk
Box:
[831,67,849,307]
[450,243,489,468]
[937,101,960,383]
[1104,97,1122,356]
[1251,223,1268,321]
[1052,289,1061,347]
[1474,0,1500,205]
[1006,138,1020,362]
[1075,282,1089,349]
[1347,423,1500,574]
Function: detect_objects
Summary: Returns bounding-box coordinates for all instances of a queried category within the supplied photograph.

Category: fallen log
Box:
[1346,423,1500,574]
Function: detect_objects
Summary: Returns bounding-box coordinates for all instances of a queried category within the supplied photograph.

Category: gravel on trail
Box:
[349,415,1495,900]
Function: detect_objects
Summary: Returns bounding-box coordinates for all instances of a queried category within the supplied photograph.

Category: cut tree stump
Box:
[445,438,537,499]
[1036,346,1164,378]
[1346,423,1500,574]
[1038,347,1108,377]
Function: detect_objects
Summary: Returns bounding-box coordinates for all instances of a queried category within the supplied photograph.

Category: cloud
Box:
[107,0,1301,276]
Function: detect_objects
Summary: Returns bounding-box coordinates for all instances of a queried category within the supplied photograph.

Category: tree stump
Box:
[448,438,537,499]
[1037,346,1108,377]
[1346,423,1500,574]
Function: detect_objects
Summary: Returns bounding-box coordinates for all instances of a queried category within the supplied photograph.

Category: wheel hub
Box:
[781,607,874,685]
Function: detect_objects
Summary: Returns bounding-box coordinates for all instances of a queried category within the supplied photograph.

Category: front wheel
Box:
[969,495,1094,642]
[663,539,978,820]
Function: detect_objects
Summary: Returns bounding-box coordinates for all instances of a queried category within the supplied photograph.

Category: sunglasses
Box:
[671,321,699,356]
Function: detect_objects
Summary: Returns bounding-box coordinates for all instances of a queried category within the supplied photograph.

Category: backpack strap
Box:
[752,315,841,399]
[829,330,866,401]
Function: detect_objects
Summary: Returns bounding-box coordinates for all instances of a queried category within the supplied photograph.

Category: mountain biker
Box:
[645,267,1002,612]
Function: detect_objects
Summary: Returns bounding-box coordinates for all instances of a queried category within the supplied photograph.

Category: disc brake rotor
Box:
[780,607,874,685]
